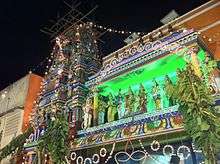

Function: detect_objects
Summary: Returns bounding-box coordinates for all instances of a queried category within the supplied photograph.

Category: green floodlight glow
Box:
[98,49,205,95]
[96,48,205,112]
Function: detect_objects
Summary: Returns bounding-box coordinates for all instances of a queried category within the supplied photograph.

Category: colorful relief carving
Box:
[117,89,124,119]
[152,80,162,110]
[82,97,93,129]
[107,93,117,122]
[138,84,147,113]
[74,115,183,149]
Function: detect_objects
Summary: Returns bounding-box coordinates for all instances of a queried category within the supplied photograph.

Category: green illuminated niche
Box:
[96,48,206,113]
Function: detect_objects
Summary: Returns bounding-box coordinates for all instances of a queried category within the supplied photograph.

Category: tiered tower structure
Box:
[35,23,101,140]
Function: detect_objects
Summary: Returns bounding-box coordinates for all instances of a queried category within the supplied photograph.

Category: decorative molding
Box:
[86,30,198,87]
[77,105,179,137]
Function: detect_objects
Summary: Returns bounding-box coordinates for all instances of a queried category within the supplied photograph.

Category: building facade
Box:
[23,0,220,164]
[0,74,42,163]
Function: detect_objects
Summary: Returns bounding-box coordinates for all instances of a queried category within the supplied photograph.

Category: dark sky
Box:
[0,0,208,90]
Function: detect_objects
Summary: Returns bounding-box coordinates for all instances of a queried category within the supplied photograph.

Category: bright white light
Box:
[1,94,6,99]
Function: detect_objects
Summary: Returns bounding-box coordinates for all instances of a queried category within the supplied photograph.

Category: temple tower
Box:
[36,23,101,139]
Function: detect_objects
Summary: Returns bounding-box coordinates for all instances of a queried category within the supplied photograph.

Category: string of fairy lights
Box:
[62,139,193,164]
[0,22,217,138]
[90,22,146,35]
[1,23,216,123]
[27,24,218,78]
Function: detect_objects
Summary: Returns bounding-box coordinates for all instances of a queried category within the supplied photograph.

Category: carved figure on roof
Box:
[92,87,99,126]
[82,97,93,129]
[107,93,117,122]
[98,95,107,125]
[164,75,175,106]
[125,87,135,116]
[138,84,147,113]
[152,80,162,110]
[117,89,124,119]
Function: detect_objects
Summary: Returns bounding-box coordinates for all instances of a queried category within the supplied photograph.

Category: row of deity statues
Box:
[82,75,176,129]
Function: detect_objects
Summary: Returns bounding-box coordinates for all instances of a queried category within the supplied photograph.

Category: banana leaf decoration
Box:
[167,58,220,164]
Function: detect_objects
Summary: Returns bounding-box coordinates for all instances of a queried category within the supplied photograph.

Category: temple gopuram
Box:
[21,0,220,164]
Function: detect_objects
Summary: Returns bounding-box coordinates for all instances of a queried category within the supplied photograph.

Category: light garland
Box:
[150,140,160,151]
[65,156,70,164]
[114,149,162,164]
[191,142,202,153]
[90,22,145,35]
[92,154,100,164]
[76,156,83,164]
[29,22,216,82]
[139,139,147,152]
[114,151,130,163]
[83,157,92,164]
[105,142,116,163]
[67,142,116,164]
[70,152,77,161]
[163,145,174,156]
[100,147,107,157]
[86,22,220,44]
[65,141,184,164]
[177,145,191,160]
[130,150,146,161]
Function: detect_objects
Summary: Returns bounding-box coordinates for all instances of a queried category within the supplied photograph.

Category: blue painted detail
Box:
[215,99,220,105]
[138,124,144,134]
[77,105,180,137]
[165,118,172,129]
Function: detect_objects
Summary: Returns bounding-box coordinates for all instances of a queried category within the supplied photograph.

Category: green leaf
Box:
[201,122,210,131]
[197,117,202,125]
[192,132,202,139]
[187,108,193,114]
[37,113,69,163]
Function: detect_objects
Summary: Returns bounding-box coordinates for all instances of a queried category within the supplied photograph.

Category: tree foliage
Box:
[0,127,33,161]
[38,112,69,164]
[168,62,220,164]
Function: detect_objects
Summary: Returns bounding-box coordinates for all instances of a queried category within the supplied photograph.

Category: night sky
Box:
[0,0,208,90]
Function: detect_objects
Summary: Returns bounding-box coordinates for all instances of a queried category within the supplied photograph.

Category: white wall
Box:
[0,75,30,164]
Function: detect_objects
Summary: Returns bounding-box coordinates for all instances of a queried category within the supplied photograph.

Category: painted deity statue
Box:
[189,46,202,78]
[138,84,147,113]
[107,93,117,122]
[117,89,124,119]
[92,87,99,126]
[82,97,93,129]
[98,96,107,125]
[152,80,162,110]
[125,87,135,116]
[164,75,175,106]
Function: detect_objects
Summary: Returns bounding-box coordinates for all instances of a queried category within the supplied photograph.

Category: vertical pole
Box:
[189,141,197,164]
